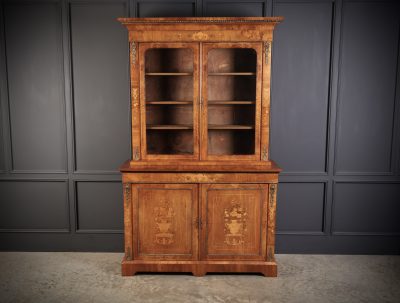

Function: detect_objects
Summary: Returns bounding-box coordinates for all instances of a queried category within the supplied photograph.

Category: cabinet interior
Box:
[144,46,257,156]
[207,48,256,155]
[145,48,194,155]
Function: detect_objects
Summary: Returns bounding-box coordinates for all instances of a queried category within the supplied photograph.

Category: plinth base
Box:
[121,259,277,277]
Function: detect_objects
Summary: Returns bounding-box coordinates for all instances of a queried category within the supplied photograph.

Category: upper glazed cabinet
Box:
[140,42,261,161]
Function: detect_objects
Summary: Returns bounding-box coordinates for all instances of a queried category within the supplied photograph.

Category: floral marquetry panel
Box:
[132,184,198,260]
[201,184,268,260]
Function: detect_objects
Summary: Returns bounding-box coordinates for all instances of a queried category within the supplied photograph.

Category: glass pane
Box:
[144,48,194,155]
[207,48,257,155]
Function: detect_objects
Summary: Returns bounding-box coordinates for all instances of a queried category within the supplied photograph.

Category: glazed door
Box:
[201,43,263,160]
[132,184,199,260]
[200,184,268,260]
[139,43,200,160]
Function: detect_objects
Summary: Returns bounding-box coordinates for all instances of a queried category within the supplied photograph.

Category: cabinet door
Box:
[200,184,267,260]
[201,43,263,160]
[139,43,200,160]
[132,184,198,260]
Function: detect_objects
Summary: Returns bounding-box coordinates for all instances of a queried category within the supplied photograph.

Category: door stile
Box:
[193,43,200,160]
[197,181,202,260]
[254,42,263,161]
[200,43,210,160]
[200,42,207,160]
[261,184,268,260]
[266,183,277,262]
[131,183,139,259]
[192,184,200,261]
[199,184,209,260]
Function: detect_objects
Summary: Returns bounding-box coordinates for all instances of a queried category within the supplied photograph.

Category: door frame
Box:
[200,42,263,161]
[138,42,200,160]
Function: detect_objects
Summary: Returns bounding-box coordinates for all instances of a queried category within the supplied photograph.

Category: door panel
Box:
[139,43,200,160]
[201,43,262,161]
[132,184,198,260]
[201,184,267,260]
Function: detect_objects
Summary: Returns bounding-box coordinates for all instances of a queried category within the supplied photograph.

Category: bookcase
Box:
[119,17,282,277]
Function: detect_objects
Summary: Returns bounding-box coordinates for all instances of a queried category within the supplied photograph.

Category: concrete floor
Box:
[0,253,399,303]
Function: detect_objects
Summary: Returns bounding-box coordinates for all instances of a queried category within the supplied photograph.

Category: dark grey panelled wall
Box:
[0,0,399,253]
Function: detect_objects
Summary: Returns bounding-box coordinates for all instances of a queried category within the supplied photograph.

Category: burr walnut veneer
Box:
[118,17,282,277]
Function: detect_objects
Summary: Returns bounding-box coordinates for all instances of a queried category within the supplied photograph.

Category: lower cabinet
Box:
[122,180,278,277]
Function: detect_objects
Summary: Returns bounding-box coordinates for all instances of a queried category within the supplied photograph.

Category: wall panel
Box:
[335,1,400,174]
[70,2,130,172]
[0,112,4,171]
[75,181,123,232]
[0,181,69,231]
[276,182,325,233]
[333,182,400,235]
[271,2,332,173]
[204,0,265,17]
[4,2,67,172]
[137,1,196,17]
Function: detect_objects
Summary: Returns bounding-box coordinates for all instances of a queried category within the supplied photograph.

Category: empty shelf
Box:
[146,101,193,105]
[146,72,193,76]
[208,101,255,105]
[208,125,254,130]
[208,72,256,76]
[147,124,193,130]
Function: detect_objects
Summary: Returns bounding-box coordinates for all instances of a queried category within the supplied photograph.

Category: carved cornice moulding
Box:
[118,17,284,25]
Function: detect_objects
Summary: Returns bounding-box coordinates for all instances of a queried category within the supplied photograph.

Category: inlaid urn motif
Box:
[224,202,248,246]
[154,200,175,245]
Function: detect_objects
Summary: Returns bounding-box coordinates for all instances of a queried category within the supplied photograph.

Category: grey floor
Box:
[0,253,399,303]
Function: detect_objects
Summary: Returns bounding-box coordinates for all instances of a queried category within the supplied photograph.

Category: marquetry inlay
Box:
[132,88,138,108]
[269,184,276,209]
[264,41,271,62]
[124,183,131,208]
[132,146,140,161]
[154,200,175,245]
[192,32,208,40]
[224,202,248,246]
[131,41,137,65]
[262,146,268,161]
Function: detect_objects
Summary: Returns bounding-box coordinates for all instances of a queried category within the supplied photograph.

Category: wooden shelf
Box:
[146,72,193,76]
[208,101,255,105]
[208,125,254,130]
[208,72,256,76]
[147,124,193,130]
[146,101,193,105]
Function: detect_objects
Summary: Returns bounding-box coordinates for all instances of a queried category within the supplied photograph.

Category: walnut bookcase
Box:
[118,17,282,277]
